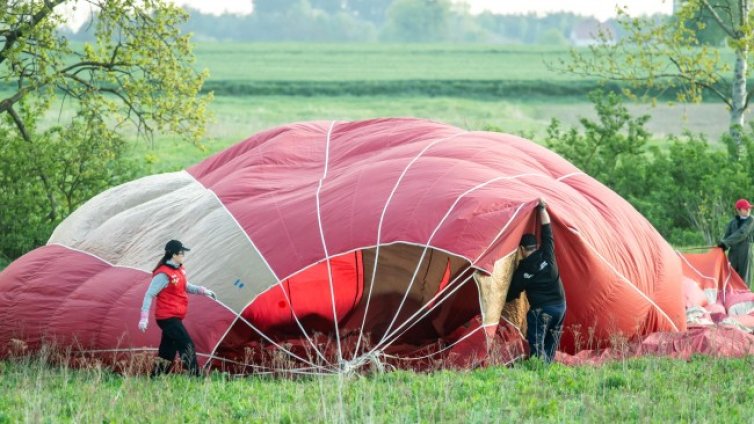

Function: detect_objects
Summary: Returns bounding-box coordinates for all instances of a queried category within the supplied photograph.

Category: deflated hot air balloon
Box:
[0,118,688,374]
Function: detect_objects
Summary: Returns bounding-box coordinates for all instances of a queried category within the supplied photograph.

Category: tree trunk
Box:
[731,47,747,158]
[730,1,750,159]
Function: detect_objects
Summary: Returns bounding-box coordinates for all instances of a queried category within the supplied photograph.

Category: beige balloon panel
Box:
[474,252,528,347]
[48,171,277,314]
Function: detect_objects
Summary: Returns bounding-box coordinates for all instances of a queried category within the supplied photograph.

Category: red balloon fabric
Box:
[0,118,688,373]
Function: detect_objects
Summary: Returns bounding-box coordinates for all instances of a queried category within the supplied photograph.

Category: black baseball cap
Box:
[519,233,537,249]
[165,239,190,255]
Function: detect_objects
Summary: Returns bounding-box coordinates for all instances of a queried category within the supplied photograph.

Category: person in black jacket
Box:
[506,198,566,363]
[718,198,754,289]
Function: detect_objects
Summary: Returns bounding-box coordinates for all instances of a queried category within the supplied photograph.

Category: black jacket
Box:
[722,215,754,285]
[506,223,566,308]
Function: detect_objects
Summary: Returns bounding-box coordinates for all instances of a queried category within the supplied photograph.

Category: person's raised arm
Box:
[539,198,550,225]
[538,198,556,264]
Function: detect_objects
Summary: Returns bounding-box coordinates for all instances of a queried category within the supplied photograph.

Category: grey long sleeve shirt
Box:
[141,260,204,313]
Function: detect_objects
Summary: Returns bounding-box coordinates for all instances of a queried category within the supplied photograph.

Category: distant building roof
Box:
[570,18,617,46]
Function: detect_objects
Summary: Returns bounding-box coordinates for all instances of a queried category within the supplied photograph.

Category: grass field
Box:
[2,355,753,422]
[2,43,754,421]
[1,42,738,175]
[193,43,581,82]
[134,95,731,174]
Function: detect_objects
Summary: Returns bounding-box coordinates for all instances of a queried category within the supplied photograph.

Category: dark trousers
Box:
[526,303,566,363]
[152,317,199,376]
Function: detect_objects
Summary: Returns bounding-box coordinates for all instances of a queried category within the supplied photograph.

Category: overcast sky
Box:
[169,0,672,20]
[61,0,673,29]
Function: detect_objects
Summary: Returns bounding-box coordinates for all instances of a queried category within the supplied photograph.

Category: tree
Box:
[309,0,343,14]
[544,90,754,246]
[561,1,754,157]
[344,0,392,24]
[691,0,738,45]
[0,0,211,259]
[381,0,452,42]
[253,0,301,14]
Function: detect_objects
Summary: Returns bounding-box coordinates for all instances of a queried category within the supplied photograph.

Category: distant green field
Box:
[192,43,618,99]
[194,43,579,81]
[189,43,741,100]
[0,43,736,176]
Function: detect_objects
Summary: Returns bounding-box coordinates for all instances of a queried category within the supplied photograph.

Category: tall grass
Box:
[2,354,753,422]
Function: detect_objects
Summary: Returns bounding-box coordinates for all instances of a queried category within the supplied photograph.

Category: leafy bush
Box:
[544,90,752,246]
[0,112,142,259]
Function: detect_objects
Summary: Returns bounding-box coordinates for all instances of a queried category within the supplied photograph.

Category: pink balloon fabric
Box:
[0,118,687,373]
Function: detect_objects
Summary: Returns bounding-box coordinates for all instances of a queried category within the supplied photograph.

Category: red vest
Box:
[154,264,188,320]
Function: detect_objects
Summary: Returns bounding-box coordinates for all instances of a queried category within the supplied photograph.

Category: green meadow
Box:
[6,43,733,175]
[2,355,753,422]
[3,42,753,421]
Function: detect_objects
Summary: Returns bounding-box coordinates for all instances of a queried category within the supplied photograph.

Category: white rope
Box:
[675,250,717,283]
[47,242,146,273]
[567,227,680,331]
[314,120,343,366]
[722,262,734,304]
[375,173,542,348]
[674,248,743,306]
[353,130,467,355]
[556,172,585,182]
[368,268,524,357]
[188,159,333,368]
[207,298,333,372]
[362,202,530,359]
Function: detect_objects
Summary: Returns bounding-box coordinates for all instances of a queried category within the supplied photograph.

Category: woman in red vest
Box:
[138,239,216,376]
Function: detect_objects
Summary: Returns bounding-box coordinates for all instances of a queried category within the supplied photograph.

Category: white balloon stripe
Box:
[187,171,280,281]
[47,242,147,273]
[314,120,343,365]
[675,250,718,283]
[354,130,467,355]
[375,173,542,348]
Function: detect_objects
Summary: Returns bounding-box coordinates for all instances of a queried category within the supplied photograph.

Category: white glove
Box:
[202,287,217,300]
[138,311,148,333]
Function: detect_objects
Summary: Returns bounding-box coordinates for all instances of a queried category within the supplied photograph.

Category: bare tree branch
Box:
[668,56,733,107]
[0,0,67,66]
[699,0,737,39]
[6,104,30,141]
[0,88,31,114]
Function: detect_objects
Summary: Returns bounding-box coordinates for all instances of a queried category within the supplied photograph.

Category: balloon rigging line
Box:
[568,226,680,331]
[189,171,332,368]
[375,174,544,349]
[315,120,344,366]
[43,244,325,370]
[362,201,529,360]
[353,130,468,355]
[209,298,334,371]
